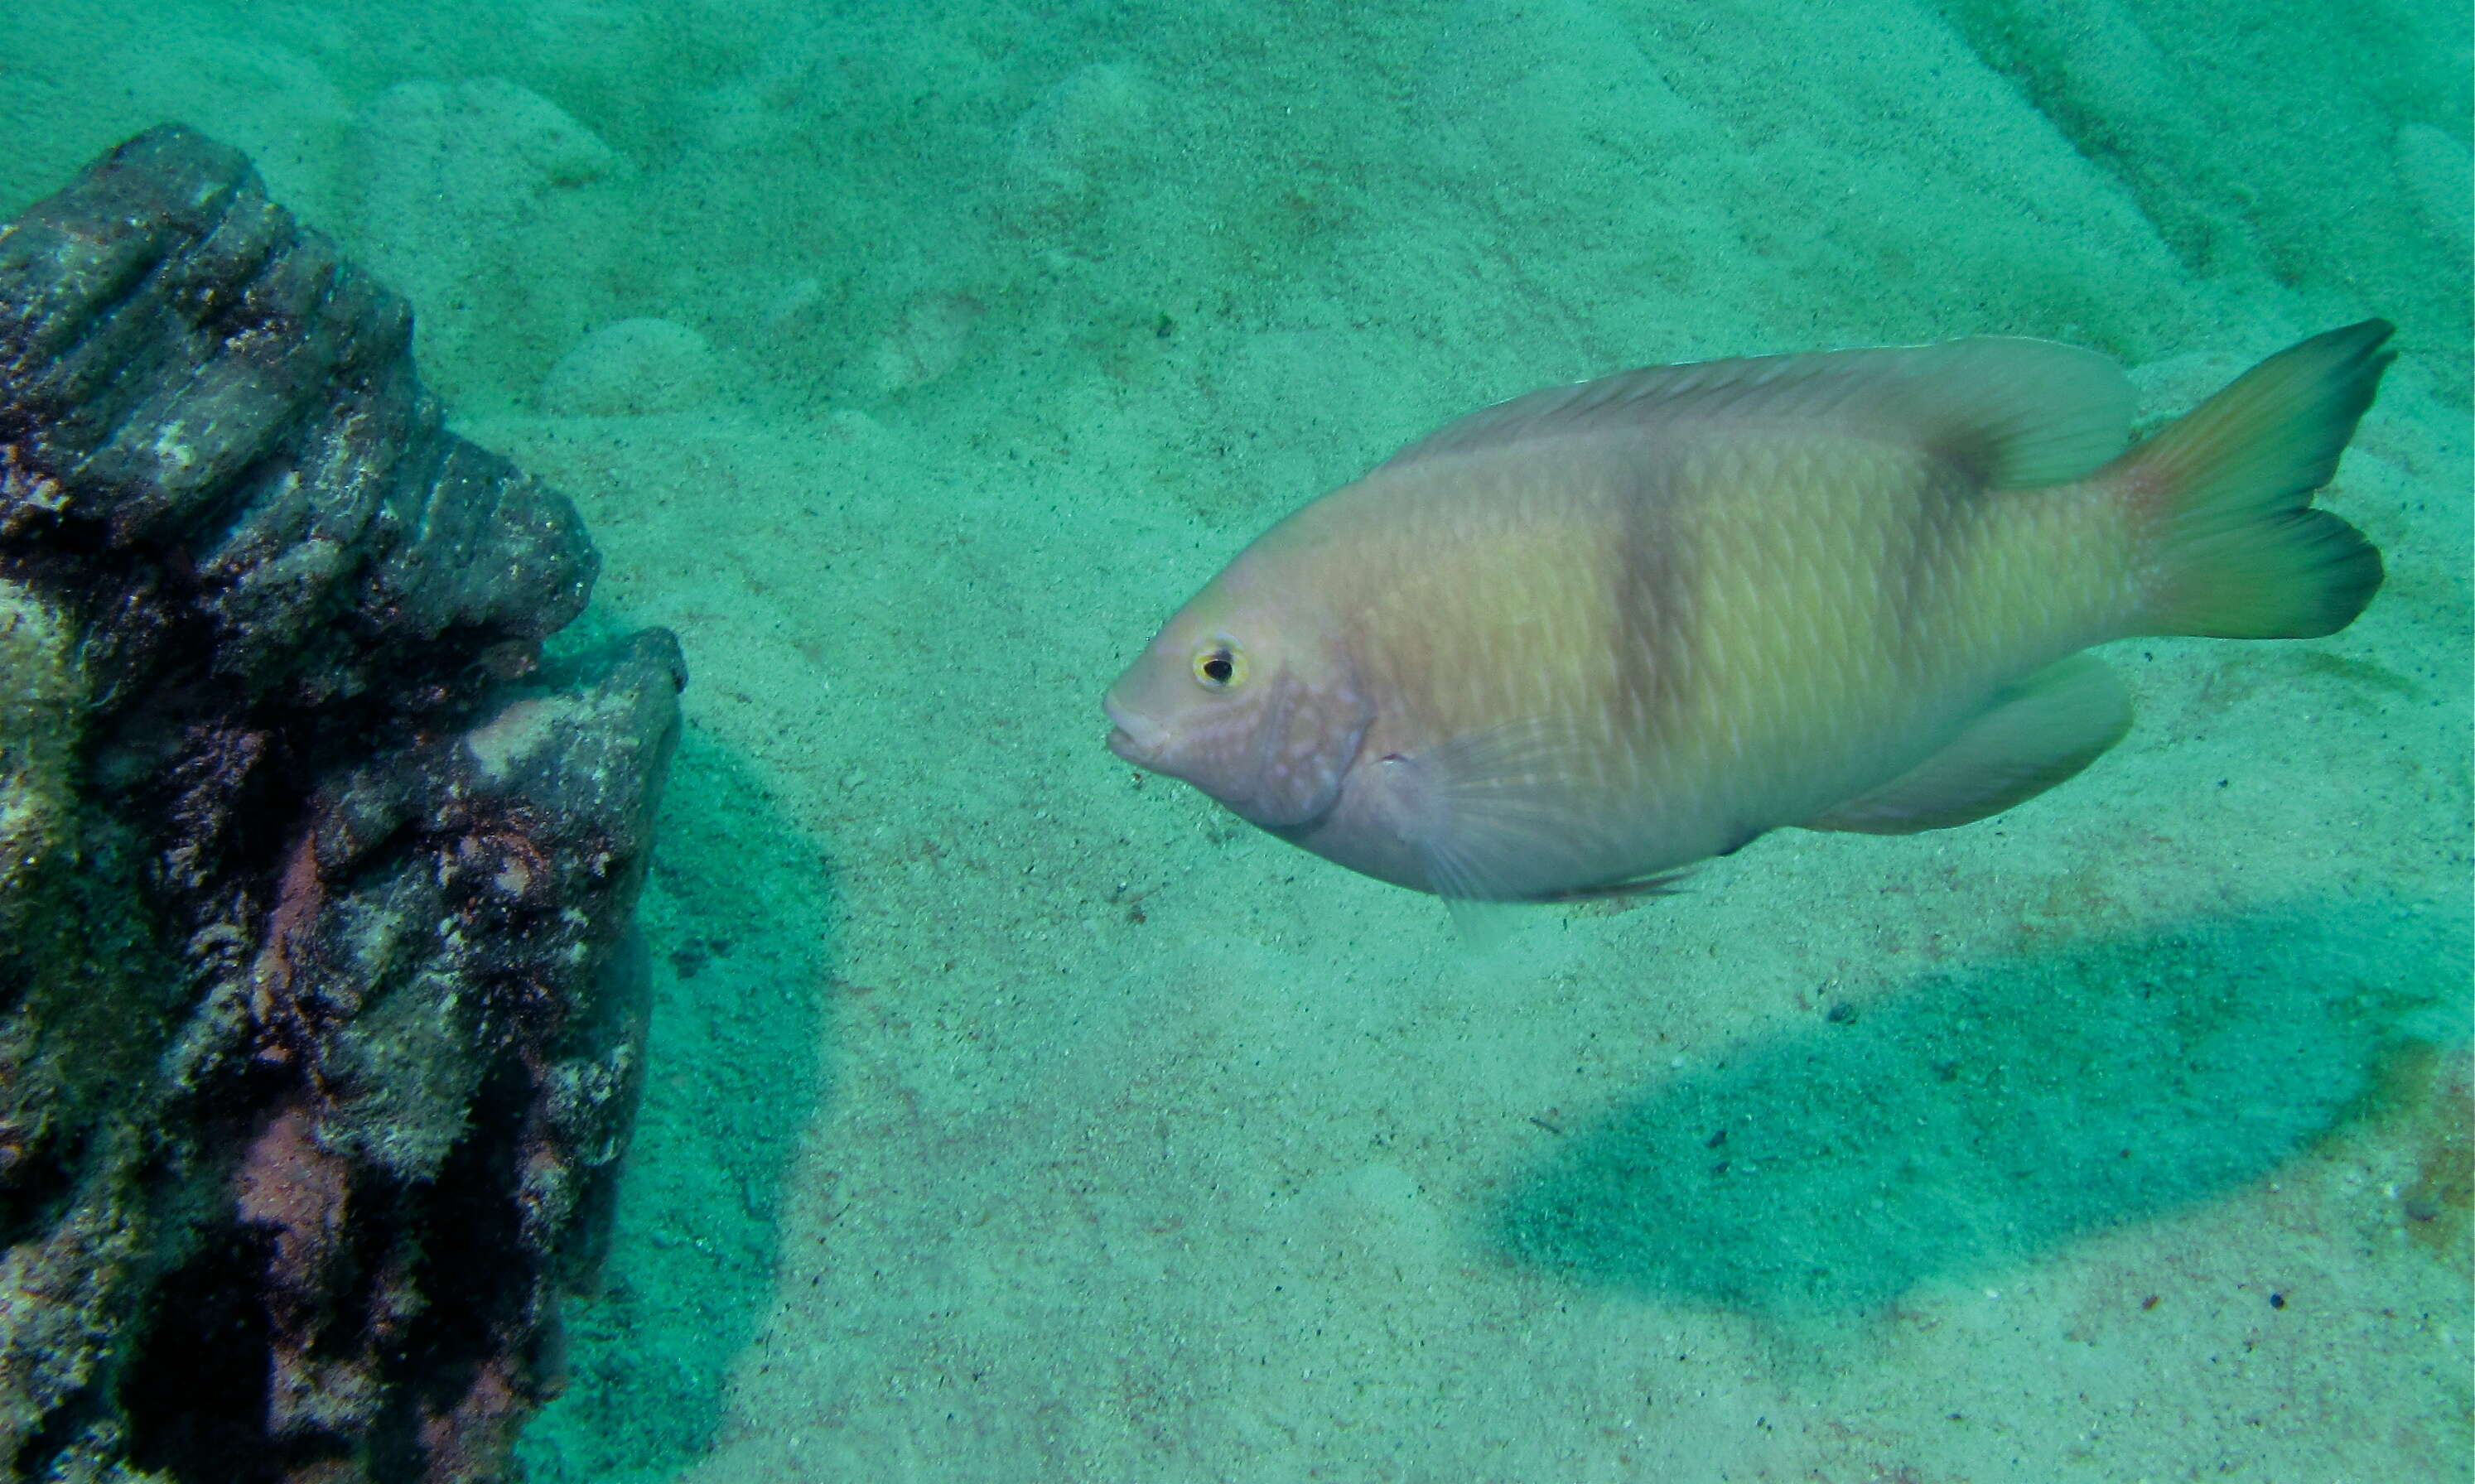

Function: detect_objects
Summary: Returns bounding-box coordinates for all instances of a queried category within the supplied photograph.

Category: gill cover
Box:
[1216,668,1373,830]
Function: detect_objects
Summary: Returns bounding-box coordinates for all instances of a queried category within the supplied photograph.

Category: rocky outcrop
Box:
[0,127,682,1483]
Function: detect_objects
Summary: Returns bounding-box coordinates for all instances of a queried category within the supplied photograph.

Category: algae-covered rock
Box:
[0,127,683,1483]
[0,579,79,956]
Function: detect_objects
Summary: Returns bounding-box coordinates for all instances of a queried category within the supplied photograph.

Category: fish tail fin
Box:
[2119,319,2392,639]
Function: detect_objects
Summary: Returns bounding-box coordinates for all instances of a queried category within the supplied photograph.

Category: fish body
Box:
[1104,323,2393,906]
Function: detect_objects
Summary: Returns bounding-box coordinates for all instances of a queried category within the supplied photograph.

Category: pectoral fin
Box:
[1380,718,1628,907]
[1805,655,2133,835]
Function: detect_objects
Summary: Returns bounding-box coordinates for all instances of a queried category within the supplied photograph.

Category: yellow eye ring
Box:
[1191,641,1247,690]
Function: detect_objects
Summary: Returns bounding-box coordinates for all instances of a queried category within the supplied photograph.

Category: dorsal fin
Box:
[1374,337,2136,489]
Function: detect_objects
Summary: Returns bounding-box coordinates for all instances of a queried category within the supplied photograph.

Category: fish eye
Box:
[1191,641,1247,690]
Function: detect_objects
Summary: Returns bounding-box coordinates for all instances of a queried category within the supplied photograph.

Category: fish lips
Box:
[1103,696,1168,767]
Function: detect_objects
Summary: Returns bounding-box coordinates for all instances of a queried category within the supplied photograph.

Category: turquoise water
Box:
[12,2,2469,1478]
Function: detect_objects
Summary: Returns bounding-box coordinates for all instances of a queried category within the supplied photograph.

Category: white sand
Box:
[14,1,2471,1479]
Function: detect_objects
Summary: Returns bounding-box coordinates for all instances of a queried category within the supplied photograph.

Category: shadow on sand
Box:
[519,716,838,1482]
[1495,898,2468,1318]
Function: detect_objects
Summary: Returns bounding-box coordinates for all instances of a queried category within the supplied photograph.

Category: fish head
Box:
[1104,571,1373,831]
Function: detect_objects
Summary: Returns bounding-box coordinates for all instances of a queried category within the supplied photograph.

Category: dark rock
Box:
[0,127,683,1483]
[0,127,596,714]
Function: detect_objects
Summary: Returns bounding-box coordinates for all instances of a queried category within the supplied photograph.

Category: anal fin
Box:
[1804,654,2132,835]
[1529,870,1696,904]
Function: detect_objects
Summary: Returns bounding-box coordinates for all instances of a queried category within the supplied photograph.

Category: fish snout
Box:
[1104,695,1169,766]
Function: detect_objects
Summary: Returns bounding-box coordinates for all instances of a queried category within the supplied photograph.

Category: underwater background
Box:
[8,1,2470,1479]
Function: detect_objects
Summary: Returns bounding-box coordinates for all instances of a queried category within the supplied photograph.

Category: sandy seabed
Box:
[13,1,2471,1478]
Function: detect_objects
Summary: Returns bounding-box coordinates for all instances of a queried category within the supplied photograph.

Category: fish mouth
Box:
[1104,696,1166,765]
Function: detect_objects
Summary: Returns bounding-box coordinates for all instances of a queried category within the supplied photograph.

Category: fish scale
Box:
[1106,322,2393,908]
